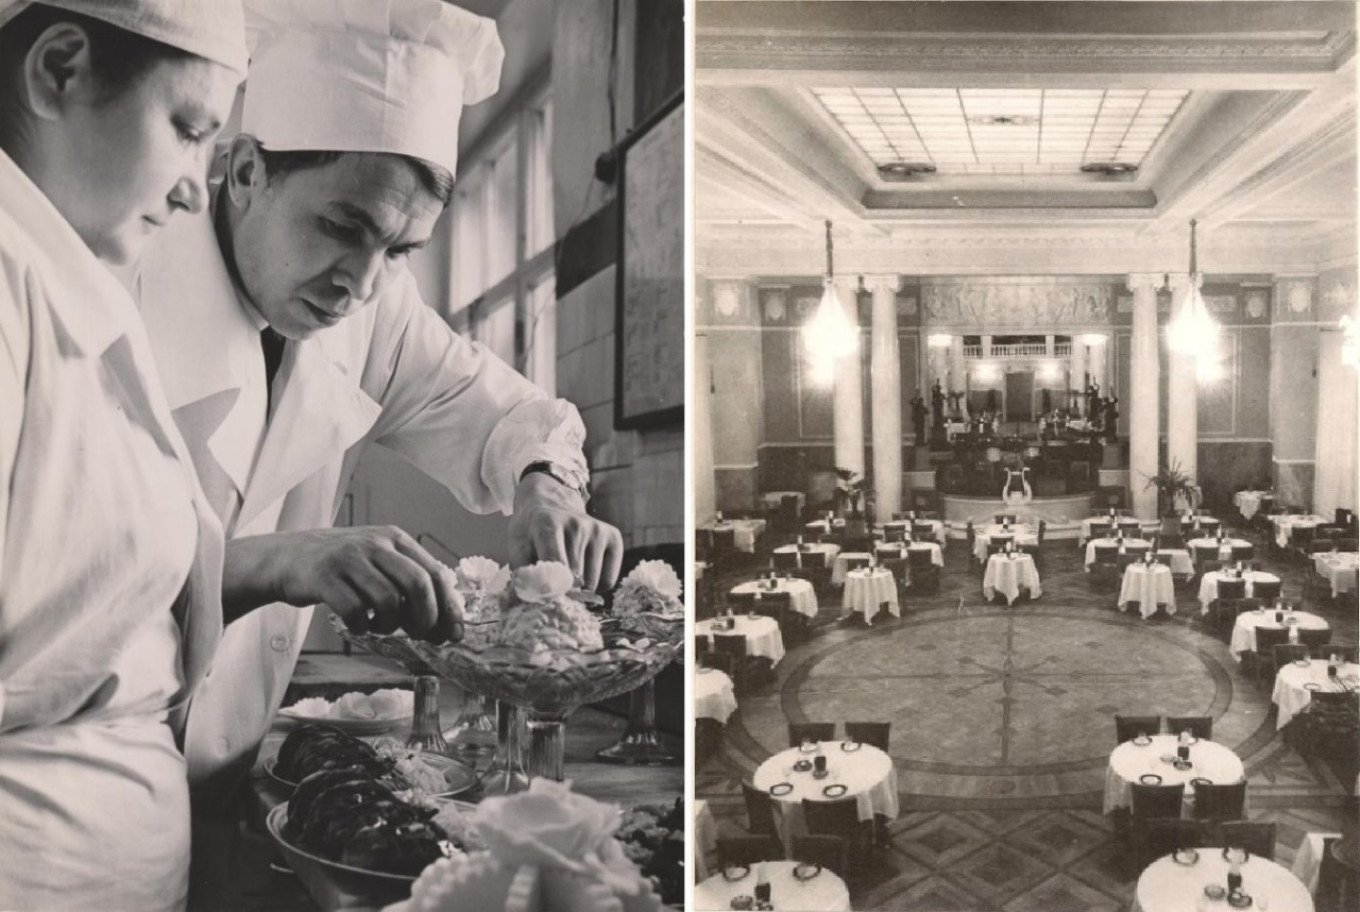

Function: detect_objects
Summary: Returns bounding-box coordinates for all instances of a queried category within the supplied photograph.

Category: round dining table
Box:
[774,541,841,570]
[873,541,944,568]
[753,740,899,852]
[1132,847,1314,912]
[695,615,786,665]
[1234,490,1270,521]
[1314,551,1359,598]
[1229,608,1329,661]
[1272,659,1360,729]
[1196,569,1282,613]
[694,666,738,724]
[973,524,1039,562]
[693,860,852,912]
[1084,536,1152,567]
[1272,513,1327,549]
[732,576,820,619]
[983,552,1041,605]
[1103,734,1245,815]
[1119,562,1176,619]
[1187,537,1254,563]
[710,518,768,553]
[841,567,899,625]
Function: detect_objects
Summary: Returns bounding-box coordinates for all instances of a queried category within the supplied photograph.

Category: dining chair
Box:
[1322,644,1358,663]
[884,528,907,544]
[1251,627,1292,683]
[1134,819,1205,874]
[716,835,779,869]
[1164,716,1213,740]
[740,781,783,851]
[843,721,891,753]
[1297,626,1334,650]
[1273,643,1311,667]
[1191,781,1247,822]
[789,835,849,880]
[1092,543,1119,564]
[906,547,940,594]
[911,522,936,542]
[1230,543,1255,562]
[695,717,726,767]
[702,650,734,676]
[801,797,872,859]
[1130,782,1185,821]
[1216,821,1277,861]
[1115,715,1162,743]
[1088,521,1113,540]
[1252,578,1283,602]
[787,722,836,748]
[1191,543,1220,567]
[772,550,800,570]
[1212,577,1247,628]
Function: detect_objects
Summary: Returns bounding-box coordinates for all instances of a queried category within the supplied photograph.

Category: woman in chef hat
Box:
[0,2,245,909]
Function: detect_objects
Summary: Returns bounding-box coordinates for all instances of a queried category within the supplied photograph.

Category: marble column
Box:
[1165,274,1200,495]
[693,331,717,524]
[867,275,902,521]
[1128,273,1163,519]
[832,277,865,479]
[1069,337,1088,415]
[1270,275,1320,507]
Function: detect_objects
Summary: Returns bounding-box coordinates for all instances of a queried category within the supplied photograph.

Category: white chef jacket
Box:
[135,200,590,800]
[0,149,226,910]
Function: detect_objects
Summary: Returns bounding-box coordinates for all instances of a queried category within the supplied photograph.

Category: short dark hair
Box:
[0,4,194,104]
[257,146,456,208]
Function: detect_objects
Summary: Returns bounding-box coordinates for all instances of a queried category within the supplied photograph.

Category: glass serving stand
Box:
[594,613,685,765]
[332,615,679,782]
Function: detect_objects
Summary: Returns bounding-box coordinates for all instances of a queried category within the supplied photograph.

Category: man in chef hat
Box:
[129,1,624,905]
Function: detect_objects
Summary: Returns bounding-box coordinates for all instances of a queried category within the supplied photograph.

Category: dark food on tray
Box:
[616,798,685,906]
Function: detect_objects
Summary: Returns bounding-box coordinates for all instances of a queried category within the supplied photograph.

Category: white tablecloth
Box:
[1272,660,1360,729]
[1188,537,1254,562]
[841,568,899,625]
[732,577,820,619]
[694,668,738,724]
[1103,734,1245,814]
[693,860,851,912]
[1314,551,1359,597]
[1133,848,1314,912]
[1119,563,1176,619]
[1084,537,1152,567]
[1235,490,1270,520]
[983,553,1041,605]
[753,741,899,852]
[710,519,768,553]
[1229,609,1329,661]
[1197,570,1282,613]
[830,552,871,586]
[775,542,841,572]
[873,541,944,568]
[693,799,718,883]
[696,616,786,665]
[762,491,806,511]
[804,518,844,536]
[1157,549,1195,576]
[1080,516,1146,544]
[1292,831,1342,895]
[973,524,1038,562]
[1273,513,1327,548]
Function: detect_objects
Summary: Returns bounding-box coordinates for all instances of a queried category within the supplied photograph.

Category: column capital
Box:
[1166,272,1203,294]
[1126,272,1165,293]
[863,273,901,296]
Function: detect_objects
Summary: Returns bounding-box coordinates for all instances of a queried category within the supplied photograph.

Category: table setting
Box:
[1272,513,1327,549]
[710,517,768,552]
[1133,844,1314,912]
[1119,559,1177,619]
[1313,550,1359,598]
[693,859,852,912]
[830,551,872,586]
[1229,606,1329,661]
[973,523,1038,562]
[752,740,899,853]
[982,550,1042,605]
[696,614,787,666]
[1197,569,1283,614]
[1084,535,1152,567]
[1272,657,1360,729]
[841,566,899,625]
[732,575,820,618]
[1103,733,1245,815]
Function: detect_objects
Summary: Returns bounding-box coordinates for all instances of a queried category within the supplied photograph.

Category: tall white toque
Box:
[241,0,504,176]
[0,0,249,78]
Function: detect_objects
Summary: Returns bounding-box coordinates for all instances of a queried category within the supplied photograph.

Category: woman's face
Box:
[54,56,238,264]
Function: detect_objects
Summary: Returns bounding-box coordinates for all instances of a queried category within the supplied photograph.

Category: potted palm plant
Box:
[834,467,872,534]
[1143,460,1201,516]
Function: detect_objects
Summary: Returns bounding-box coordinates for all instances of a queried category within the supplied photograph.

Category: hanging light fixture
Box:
[1167,219,1219,358]
[803,220,857,381]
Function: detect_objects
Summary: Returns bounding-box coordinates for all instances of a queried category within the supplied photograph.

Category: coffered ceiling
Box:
[694,1,1358,276]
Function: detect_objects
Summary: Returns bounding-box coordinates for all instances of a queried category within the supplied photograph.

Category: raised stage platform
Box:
[941,492,1093,540]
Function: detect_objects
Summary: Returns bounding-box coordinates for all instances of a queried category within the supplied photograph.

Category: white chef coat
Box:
[0,149,226,910]
[134,200,590,800]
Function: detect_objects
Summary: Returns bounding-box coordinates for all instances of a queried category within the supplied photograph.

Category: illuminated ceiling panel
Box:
[812,87,1188,175]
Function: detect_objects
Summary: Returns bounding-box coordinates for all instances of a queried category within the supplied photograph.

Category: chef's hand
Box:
[223,527,464,642]
[507,472,624,591]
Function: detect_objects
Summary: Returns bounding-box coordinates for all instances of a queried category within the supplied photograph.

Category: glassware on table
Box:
[406,674,449,753]
[442,690,497,759]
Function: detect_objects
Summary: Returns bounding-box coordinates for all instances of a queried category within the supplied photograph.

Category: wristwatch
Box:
[519,460,591,502]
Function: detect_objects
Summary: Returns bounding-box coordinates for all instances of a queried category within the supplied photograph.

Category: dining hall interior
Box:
[690,3,1360,911]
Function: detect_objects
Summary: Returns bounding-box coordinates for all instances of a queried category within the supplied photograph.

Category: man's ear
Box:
[224,134,268,209]
[23,22,95,121]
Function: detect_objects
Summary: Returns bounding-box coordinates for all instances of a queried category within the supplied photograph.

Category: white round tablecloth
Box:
[693,860,851,912]
[711,519,768,553]
[1291,831,1342,896]
[841,568,899,625]
[694,667,738,723]
[753,741,900,851]
[1272,513,1326,548]
[983,552,1041,605]
[693,798,718,882]
[973,524,1038,562]
[732,577,821,619]
[830,552,872,586]
[1103,734,1245,814]
[1314,551,1359,597]
[1272,659,1360,729]
[1188,537,1254,563]
[1119,563,1176,619]
[1132,848,1313,912]
[1196,570,1282,613]
[696,616,786,665]
[1234,490,1269,521]
[1229,609,1329,661]
[1084,536,1152,567]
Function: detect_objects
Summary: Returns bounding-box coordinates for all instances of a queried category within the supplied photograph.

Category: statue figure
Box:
[1001,466,1033,506]
[910,396,928,443]
[1085,381,1100,420]
[1102,396,1120,442]
[931,380,946,427]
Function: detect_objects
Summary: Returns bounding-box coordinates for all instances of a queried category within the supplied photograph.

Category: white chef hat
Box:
[241,0,503,177]
[0,0,248,78]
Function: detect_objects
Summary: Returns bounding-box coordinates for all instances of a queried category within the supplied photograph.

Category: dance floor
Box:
[696,525,1358,911]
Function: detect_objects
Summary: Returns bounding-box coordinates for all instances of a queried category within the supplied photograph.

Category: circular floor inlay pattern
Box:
[780,609,1231,790]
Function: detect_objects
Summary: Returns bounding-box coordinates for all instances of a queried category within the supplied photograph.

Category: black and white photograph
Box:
[0,0,683,910]
[692,3,1359,910]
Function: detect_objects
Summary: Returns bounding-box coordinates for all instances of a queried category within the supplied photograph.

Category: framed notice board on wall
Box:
[615,92,684,430]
